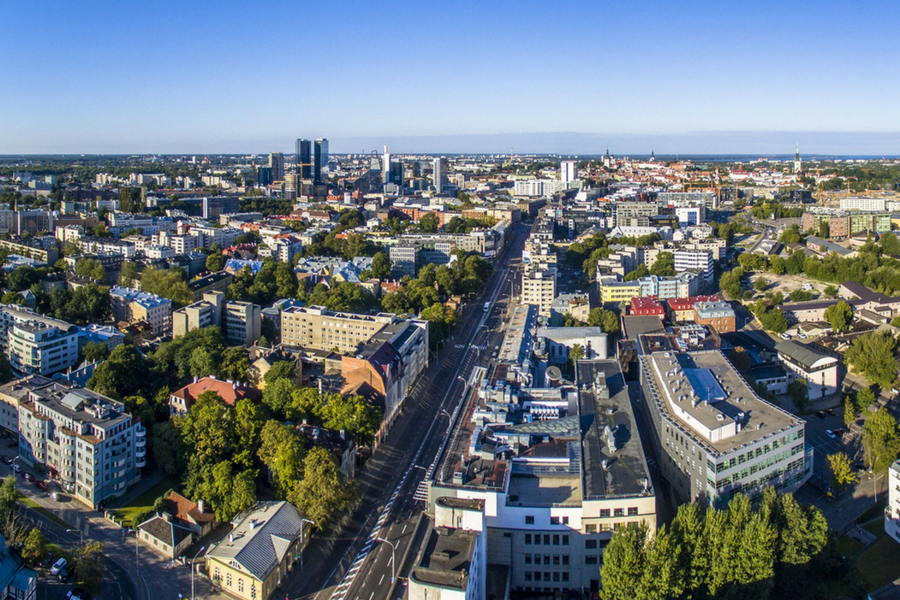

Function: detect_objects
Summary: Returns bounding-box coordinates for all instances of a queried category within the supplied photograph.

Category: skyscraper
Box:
[560,160,577,184]
[314,138,329,182]
[295,139,312,179]
[268,152,284,181]
[382,146,392,185]
[433,157,448,194]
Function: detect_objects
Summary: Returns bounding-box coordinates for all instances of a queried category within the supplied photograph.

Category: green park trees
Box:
[823,300,853,333]
[288,448,359,527]
[588,308,621,335]
[600,490,828,600]
[827,452,858,491]
[861,407,900,474]
[844,330,899,388]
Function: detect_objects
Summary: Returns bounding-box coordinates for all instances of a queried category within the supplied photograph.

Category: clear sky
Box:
[3,0,900,154]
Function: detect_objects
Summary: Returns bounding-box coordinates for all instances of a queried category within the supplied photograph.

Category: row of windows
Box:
[524,554,570,566]
[524,533,569,546]
[524,571,570,583]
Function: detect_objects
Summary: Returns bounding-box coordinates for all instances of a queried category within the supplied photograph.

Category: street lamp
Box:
[190,545,206,600]
[299,519,316,574]
[65,528,84,547]
[375,537,398,584]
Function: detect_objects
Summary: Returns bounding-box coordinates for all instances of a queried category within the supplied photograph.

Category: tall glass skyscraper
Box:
[295,139,312,179]
[314,138,328,182]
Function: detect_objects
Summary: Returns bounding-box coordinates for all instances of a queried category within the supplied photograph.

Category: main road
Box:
[281,221,529,600]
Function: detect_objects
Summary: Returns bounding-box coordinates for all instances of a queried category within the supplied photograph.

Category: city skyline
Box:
[3,0,900,154]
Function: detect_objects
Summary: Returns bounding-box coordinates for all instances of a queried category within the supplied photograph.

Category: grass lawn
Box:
[854,535,900,591]
[111,477,177,527]
[835,535,865,558]
[863,518,885,537]
[858,499,888,524]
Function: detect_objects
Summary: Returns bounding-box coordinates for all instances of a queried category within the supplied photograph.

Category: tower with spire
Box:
[793,143,802,174]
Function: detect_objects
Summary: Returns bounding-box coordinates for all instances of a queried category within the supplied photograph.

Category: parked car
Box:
[34,480,46,491]
[781,333,791,340]
[58,565,72,582]
[833,428,846,438]
[50,558,67,575]
[22,473,32,482]
[826,408,836,416]
[816,411,827,419]
[825,429,837,440]
[67,588,91,600]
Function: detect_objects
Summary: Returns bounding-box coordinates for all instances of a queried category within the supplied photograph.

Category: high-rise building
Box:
[314,139,328,182]
[560,160,577,184]
[433,157,448,193]
[794,143,802,174]
[382,146,392,185]
[295,139,312,179]
[267,152,284,181]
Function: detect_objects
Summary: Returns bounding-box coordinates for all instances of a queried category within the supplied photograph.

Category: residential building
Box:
[637,273,701,300]
[774,340,839,400]
[638,336,812,507]
[631,297,664,317]
[885,459,900,545]
[18,382,146,508]
[389,244,420,279]
[205,501,305,600]
[0,307,78,376]
[693,301,737,333]
[666,296,720,322]
[257,235,302,264]
[597,280,642,304]
[110,286,173,337]
[224,301,262,347]
[280,306,396,354]
[169,376,261,415]
[427,360,656,595]
[0,533,36,600]
[549,294,591,327]
[0,238,58,264]
[188,272,233,301]
[673,249,714,284]
[522,268,556,318]
[137,514,194,559]
[173,292,225,338]
[76,237,136,258]
[0,375,53,437]
[840,197,886,212]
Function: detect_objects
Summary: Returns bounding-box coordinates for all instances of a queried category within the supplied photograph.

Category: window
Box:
[585,524,597,533]
[552,534,560,546]
[525,573,532,582]
[544,534,550,545]
[525,554,532,565]
[543,555,550,565]
[614,508,624,517]
[562,572,570,582]
[586,539,597,549]
[628,507,638,516]
[553,573,561,582]
[550,516,559,525]
[525,515,535,525]
[226,573,232,587]
[562,555,569,566]
[562,535,569,545]
[525,534,532,545]
[213,568,220,582]
[562,516,569,525]
[553,555,560,565]
[238,579,243,594]
[586,555,598,565]
[599,509,610,518]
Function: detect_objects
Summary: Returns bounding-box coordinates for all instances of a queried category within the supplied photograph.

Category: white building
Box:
[885,459,900,545]
[110,286,173,337]
[774,340,839,400]
[0,307,78,376]
[18,382,146,508]
[522,269,556,318]
[224,301,262,347]
[76,238,136,258]
[840,197,886,212]
[560,161,577,184]
[534,327,608,364]
[673,249,714,285]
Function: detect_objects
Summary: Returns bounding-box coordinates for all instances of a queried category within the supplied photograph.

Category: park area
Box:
[109,477,177,528]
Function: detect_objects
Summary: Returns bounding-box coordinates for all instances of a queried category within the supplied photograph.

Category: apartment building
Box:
[0,238,59,264]
[389,244,420,279]
[110,286,173,337]
[597,279,642,304]
[224,301,262,347]
[76,237,136,258]
[522,268,556,318]
[257,236,302,264]
[427,360,656,596]
[673,249,714,284]
[174,292,225,337]
[638,335,812,507]
[0,308,78,376]
[188,272,233,302]
[152,231,199,255]
[18,382,146,508]
[885,459,900,545]
[0,375,53,437]
[637,273,701,300]
[280,306,396,354]
[693,301,737,333]
[533,327,608,364]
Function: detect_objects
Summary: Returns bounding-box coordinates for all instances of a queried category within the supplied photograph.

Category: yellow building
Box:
[599,281,642,303]
[205,501,306,600]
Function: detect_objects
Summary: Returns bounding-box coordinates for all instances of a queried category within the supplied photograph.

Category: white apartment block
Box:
[18,382,145,508]
[224,301,262,348]
[173,292,261,347]
[190,225,242,249]
[76,238,136,258]
[144,245,176,259]
[152,231,199,255]
[55,225,84,244]
[774,341,839,400]
[0,307,78,376]
[885,460,900,545]
[673,249,714,284]
[110,286,173,337]
[257,236,303,263]
[560,161,577,184]
[522,269,556,318]
[840,197,886,212]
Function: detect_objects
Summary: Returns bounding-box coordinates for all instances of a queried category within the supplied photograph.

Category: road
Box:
[280,221,529,600]
[747,229,770,254]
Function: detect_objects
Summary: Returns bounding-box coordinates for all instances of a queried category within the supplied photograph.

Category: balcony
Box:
[135,447,146,458]
[134,424,146,437]
[135,438,146,448]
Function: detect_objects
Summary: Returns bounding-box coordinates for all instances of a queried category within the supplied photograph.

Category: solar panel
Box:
[683,368,726,403]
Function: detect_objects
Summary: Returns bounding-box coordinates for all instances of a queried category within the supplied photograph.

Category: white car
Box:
[781,333,791,340]
[11,464,21,473]
[50,558,67,575]
[825,429,837,440]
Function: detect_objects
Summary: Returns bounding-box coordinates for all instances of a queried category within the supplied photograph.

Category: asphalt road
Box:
[280,221,529,600]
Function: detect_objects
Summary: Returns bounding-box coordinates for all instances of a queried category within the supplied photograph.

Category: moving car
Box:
[50,558,67,575]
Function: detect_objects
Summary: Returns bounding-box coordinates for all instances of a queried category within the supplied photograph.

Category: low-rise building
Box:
[169,376,261,415]
[205,501,305,600]
[693,301,736,333]
[774,340,839,400]
[631,297,665,317]
[0,533,36,600]
[110,286,173,337]
[549,294,591,327]
[534,327,608,364]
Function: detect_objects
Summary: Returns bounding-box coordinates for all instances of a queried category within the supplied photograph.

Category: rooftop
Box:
[774,340,837,370]
[642,347,802,456]
[411,525,477,591]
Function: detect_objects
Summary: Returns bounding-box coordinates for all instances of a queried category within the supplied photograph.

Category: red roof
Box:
[170,377,260,409]
[666,295,720,311]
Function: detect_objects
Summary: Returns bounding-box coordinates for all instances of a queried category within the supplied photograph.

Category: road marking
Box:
[369,592,374,600]
[379,574,385,585]
[401,525,407,534]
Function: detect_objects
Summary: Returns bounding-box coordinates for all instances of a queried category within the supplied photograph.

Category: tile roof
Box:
[166,492,215,525]
[170,377,260,408]
[138,515,193,547]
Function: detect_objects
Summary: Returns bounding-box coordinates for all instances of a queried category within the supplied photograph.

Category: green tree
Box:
[366,251,392,281]
[600,522,650,600]
[151,421,188,477]
[418,212,440,233]
[769,255,786,275]
[843,396,858,427]
[569,344,585,365]
[857,387,877,411]
[788,379,810,414]
[624,263,649,281]
[219,347,250,382]
[0,354,12,385]
[264,360,296,387]
[789,289,814,302]
[759,307,789,334]
[233,399,264,468]
[0,292,24,306]
[7,267,38,292]
[181,391,235,463]
[206,253,225,272]
[649,252,675,277]
[844,330,899,388]
[862,407,900,473]
[319,394,383,445]
[81,341,110,363]
[754,277,769,291]
[823,300,853,333]
[827,452,858,491]
[823,285,839,298]
[21,528,47,566]
[882,232,900,256]
[73,541,104,590]
[87,344,149,399]
[75,258,106,281]
[288,448,359,526]
[195,460,257,521]
[263,377,296,416]
[117,261,140,288]
[258,420,307,498]
[420,302,459,345]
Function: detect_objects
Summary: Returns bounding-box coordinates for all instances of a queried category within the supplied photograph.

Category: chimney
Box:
[228,533,234,544]
[197,499,206,513]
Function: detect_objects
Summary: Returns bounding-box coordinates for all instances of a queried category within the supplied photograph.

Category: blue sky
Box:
[2,0,899,154]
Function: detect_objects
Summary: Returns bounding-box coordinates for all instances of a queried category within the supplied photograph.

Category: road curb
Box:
[386,512,427,599]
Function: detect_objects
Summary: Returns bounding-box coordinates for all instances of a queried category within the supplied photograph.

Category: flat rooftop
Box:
[411,525,477,591]
[644,349,802,456]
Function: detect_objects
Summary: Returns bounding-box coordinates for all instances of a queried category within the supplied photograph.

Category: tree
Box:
[0,355,12,385]
[418,212,440,233]
[844,330,899,388]
[7,267,38,292]
[75,258,105,281]
[824,285,839,298]
[81,341,110,363]
[420,302,459,345]
[189,347,217,378]
[288,448,359,526]
[117,261,140,288]
[828,452,858,491]
[882,232,900,256]
[206,252,225,272]
[367,251,392,281]
[319,394,383,445]
[73,541,104,590]
[21,528,46,566]
[219,347,250,382]
[649,252,675,277]
[264,360,296,387]
[754,277,769,291]
[194,460,257,521]
[87,344,149,399]
[233,399,264,469]
[823,300,853,333]
[258,420,307,498]
[769,255,786,275]
[139,267,193,307]
[569,344,585,365]
[600,522,650,600]
[857,387,877,411]
[862,407,900,473]
[758,307,789,334]
[843,396,858,427]
[263,377,296,416]
[624,263,649,281]
[788,379,810,414]
[151,421,188,477]
[789,289,814,302]
[0,292,24,306]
